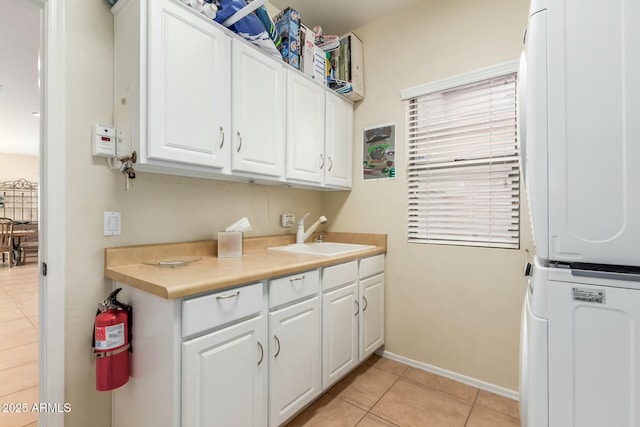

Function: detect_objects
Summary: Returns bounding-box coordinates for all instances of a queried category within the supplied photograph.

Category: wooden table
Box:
[5,223,38,266]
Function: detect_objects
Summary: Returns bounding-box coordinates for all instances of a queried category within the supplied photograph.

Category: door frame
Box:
[36,0,65,424]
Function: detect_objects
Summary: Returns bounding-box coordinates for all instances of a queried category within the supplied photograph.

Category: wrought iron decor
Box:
[0,178,39,222]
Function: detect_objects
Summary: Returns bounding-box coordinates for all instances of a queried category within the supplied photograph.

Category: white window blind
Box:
[407,72,520,249]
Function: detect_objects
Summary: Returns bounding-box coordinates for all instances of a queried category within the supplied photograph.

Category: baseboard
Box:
[377,349,520,401]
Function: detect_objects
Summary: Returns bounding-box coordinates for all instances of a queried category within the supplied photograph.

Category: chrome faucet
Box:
[296,213,328,243]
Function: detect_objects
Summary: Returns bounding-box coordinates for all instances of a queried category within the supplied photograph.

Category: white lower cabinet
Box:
[321,261,359,389]
[359,272,385,360]
[268,297,322,426]
[182,314,267,427]
[268,271,322,427]
[359,255,385,361]
[322,282,359,388]
[112,255,384,427]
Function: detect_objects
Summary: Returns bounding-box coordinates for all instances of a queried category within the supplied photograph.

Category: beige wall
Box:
[0,153,39,183]
[63,0,531,424]
[63,1,324,425]
[325,0,533,391]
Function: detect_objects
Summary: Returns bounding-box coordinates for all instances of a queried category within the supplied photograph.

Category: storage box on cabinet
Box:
[182,282,263,337]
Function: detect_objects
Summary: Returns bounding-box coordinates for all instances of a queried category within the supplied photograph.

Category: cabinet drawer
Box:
[359,254,385,279]
[269,269,320,309]
[322,261,358,292]
[182,282,263,337]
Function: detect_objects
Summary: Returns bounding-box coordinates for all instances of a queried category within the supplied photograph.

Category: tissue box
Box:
[217,232,242,258]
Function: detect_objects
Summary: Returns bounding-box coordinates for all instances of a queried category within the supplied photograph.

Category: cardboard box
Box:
[340,32,364,101]
[273,8,301,69]
[300,24,315,77]
[217,231,242,257]
[313,46,327,86]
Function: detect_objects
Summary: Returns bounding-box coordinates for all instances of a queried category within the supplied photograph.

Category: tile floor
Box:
[0,260,39,427]
[286,355,521,427]
[0,259,521,427]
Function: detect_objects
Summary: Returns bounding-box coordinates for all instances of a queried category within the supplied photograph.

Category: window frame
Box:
[401,61,521,249]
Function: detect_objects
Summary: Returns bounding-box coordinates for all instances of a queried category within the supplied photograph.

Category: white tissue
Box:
[225,217,252,232]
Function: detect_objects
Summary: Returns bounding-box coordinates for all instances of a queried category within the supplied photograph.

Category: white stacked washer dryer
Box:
[519,0,640,426]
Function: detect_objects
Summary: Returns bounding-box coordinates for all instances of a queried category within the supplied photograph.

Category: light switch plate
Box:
[104,211,121,236]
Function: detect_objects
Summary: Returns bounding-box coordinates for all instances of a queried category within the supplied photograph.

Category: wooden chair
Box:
[18,223,39,264]
[0,217,14,268]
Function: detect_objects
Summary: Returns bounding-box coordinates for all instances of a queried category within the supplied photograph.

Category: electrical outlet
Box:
[281,212,295,227]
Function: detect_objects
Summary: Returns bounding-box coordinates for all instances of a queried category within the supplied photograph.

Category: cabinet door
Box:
[324,94,353,188]
[286,71,325,184]
[322,283,359,389]
[232,41,285,177]
[269,296,321,427]
[548,279,640,427]
[359,273,384,360]
[545,1,640,267]
[148,0,231,168]
[182,314,267,427]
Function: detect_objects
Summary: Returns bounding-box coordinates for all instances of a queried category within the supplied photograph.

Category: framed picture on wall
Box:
[363,123,396,180]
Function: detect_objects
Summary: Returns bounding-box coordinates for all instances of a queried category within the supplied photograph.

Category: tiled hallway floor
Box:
[286,355,521,427]
[0,261,39,427]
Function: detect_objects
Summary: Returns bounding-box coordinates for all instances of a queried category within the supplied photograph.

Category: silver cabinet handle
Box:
[219,126,225,149]
[289,275,305,283]
[355,300,359,316]
[274,335,281,358]
[257,341,264,366]
[320,154,325,169]
[236,131,242,152]
[362,296,368,312]
[216,291,240,300]
[328,156,333,172]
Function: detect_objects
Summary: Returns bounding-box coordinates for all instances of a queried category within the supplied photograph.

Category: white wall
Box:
[0,153,39,183]
[325,0,533,391]
[63,1,324,425]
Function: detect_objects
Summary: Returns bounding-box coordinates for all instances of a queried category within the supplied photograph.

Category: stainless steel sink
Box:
[267,242,375,257]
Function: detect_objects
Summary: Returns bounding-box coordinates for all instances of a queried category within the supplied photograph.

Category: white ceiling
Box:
[0,0,419,157]
[0,0,40,156]
[269,0,421,36]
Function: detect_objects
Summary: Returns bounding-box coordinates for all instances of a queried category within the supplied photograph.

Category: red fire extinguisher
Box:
[92,288,132,391]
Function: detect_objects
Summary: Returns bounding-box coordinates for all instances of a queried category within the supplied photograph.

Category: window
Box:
[402,63,520,249]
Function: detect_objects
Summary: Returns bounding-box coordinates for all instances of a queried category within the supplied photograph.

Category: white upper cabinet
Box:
[286,71,326,184]
[114,0,231,171]
[325,94,354,188]
[113,0,352,190]
[147,0,231,169]
[231,40,286,178]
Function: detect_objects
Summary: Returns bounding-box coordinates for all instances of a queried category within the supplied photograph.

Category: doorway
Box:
[1,0,65,426]
[0,0,41,425]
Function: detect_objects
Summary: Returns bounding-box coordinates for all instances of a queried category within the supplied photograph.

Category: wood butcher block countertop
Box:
[104,232,386,299]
